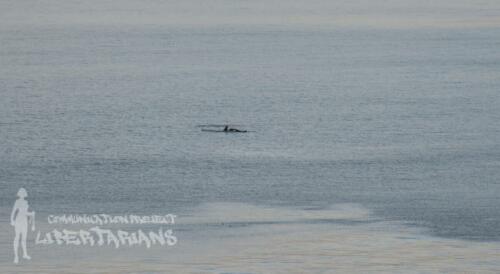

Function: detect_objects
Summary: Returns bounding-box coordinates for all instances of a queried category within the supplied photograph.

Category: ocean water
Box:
[1,0,500,272]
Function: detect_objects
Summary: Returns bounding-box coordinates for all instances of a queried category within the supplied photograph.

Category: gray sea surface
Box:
[1,1,500,272]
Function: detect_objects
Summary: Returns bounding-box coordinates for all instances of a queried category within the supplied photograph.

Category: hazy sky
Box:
[1,0,500,28]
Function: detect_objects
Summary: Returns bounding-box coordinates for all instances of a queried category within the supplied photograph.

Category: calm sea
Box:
[1,1,500,272]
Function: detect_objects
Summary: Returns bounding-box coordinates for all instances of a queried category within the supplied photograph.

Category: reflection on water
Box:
[2,0,500,271]
[0,203,499,273]
[1,24,500,241]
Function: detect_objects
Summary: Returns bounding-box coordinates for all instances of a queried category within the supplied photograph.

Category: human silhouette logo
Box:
[10,188,35,264]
